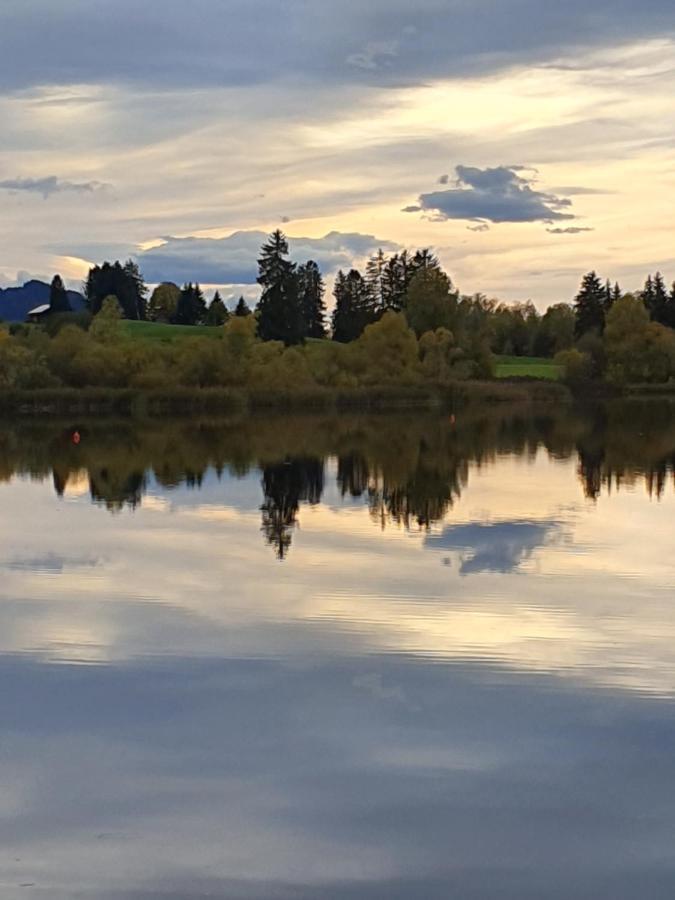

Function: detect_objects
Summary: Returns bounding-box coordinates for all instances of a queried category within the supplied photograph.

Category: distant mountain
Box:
[0,280,86,322]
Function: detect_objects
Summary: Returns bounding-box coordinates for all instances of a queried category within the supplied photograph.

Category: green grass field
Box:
[122,321,222,342]
[495,355,562,380]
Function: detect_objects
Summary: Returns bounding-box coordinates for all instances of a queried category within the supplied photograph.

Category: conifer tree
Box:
[256,230,303,345]
[604,279,613,312]
[381,253,408,311]
[123,259,148,320]
[410,249,440,276]
[85,260,147,320]
[648,272,669,324]
[574,271,607,337]
[664,282,675,330]
[365,248,387,315]
[192,283,207,324]
[331,269,373,342]
[49,274,71,314]
[206,290,229,326]
[235,296,252,317]
[297,260,327,338]
[175,283,207,325]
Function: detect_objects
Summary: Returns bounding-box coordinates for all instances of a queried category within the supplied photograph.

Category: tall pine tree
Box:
[175,283,207,325]
[381,253,408,312]
[206,290,229,326]
[123,260,148,320]
[85,260,147,320]
[235,296,252,317]
[409,249,440,276]
[49,274,71,313]
[256,230,303,345]
[664,282,675,330]
[331,269,374,342]
[297,260,327,338]
[365,249,387,315]
[644,272,669,324]
[574,271,607,337]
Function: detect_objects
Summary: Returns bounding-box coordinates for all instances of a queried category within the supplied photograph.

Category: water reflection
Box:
[426,519,563,575]
[0,403,675,897]
[261,458,324,558]
[2,402,675,556]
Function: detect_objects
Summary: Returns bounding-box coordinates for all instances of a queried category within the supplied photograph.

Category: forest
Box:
[2,231,675,393]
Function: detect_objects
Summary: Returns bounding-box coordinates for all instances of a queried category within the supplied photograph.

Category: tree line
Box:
[557,270,675,385]
[15,233,675,389]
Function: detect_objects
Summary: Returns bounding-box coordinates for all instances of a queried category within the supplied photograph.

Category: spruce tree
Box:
[381,253,408,312]
[410,248,440,276]
[574,271,607,337]
[297,260,327,338]
[365,248,387,315]
[604,279,613,313]
[49,274,71,313]
[650,272,669,324]
[207,290,229,326]
[123,259,148,320]
[641,275,656,317]
[256,230,303,345]
[192,283,207,324]
[174,283,194,325]
[664,282,675,330]
[86,260,147,319]
[331,269,373,342]
[175,283,207,325]
[235,296,252,317]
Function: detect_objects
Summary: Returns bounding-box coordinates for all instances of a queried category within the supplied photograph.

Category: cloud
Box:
[551,186,609,196]
[426,519,562,575]
[0,176,107,199]
[406,165,576,226]
[5,553,101,573]
[1,1,674,93]
[346,40,399,71]
[547,226,595,234]
[137,230,399,285]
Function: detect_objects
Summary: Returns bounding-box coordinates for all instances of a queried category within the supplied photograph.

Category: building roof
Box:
[27,304,51,316]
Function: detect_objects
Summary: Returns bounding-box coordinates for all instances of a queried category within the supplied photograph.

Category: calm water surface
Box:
[1,403,674,898]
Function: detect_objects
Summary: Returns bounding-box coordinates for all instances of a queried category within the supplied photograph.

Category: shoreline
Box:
[0,380,571,418]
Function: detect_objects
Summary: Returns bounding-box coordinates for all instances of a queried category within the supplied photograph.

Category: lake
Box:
[1,401,675,898]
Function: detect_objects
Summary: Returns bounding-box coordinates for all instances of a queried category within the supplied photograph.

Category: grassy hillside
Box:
[495,355,562,380]
[122,321,222,342]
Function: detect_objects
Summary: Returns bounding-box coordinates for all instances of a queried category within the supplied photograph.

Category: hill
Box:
[0,280,86,322]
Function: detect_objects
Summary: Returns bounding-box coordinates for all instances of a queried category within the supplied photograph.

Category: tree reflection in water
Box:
[1,401,675,555]
[261,458,324,559]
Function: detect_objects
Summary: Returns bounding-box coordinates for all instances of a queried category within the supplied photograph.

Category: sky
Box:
[1,1,675,308]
